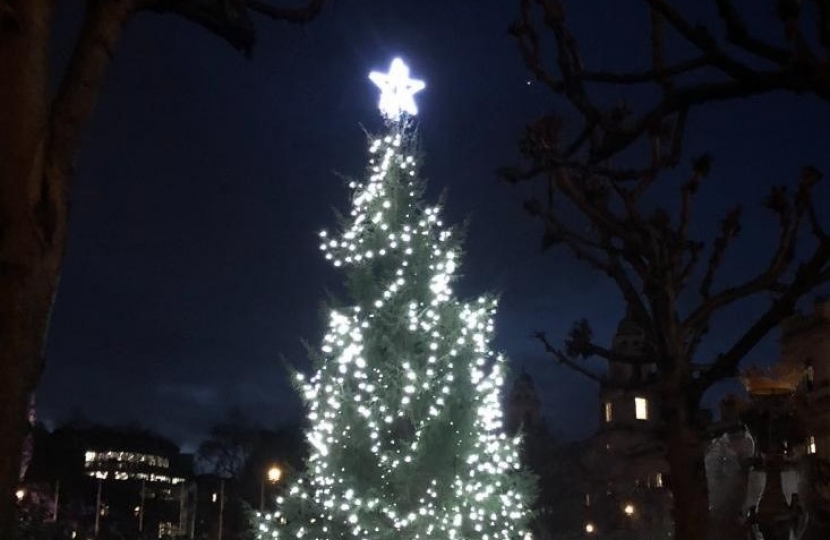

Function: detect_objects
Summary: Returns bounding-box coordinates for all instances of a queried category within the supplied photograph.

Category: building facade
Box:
[580,312,671,539]
[21,425,195,539]
[508,298,830,540]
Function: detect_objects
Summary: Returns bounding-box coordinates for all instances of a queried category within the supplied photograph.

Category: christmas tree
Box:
[256,58,534,540]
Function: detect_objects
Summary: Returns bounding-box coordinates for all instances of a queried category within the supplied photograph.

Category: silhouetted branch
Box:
[714,0,791,64]
[513,0,830,404]
[513,0,830,167]
[696,239,830,395]
[45,0,140,247]
[685,171,818,330]
[699,206,742,299]
[533,332,604,383]
[579,57,708,85]
[247,0,326,23]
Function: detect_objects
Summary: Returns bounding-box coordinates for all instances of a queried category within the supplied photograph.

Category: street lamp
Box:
[623,503,635,516]
[267,466,282,484]
[260,465,283,511]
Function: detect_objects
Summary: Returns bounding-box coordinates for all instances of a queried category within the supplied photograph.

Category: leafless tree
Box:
[198,408,256,479]
[0,0,326,535]
[506,1,830,539]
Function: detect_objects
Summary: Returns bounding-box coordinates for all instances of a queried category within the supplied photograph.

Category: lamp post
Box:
[260,465,282,511]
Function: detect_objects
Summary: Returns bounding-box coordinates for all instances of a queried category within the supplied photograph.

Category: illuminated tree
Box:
[256,59,534,540]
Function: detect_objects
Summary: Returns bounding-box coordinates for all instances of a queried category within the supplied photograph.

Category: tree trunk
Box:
[1,0,138,530]
[0,1,56,537]
[664,393,711,540]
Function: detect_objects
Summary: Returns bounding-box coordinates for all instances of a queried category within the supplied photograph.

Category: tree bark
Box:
[664,391,711,540]
[0,1,55,536]
[0,0,333,534]
[0,0,133,535]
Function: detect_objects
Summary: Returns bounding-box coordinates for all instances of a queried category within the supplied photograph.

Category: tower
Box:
[581,310,670,539]
[506,369,542,436]
[600,310,659,433]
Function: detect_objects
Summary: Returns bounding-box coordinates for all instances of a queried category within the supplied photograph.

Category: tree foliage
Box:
[257,118,535,540]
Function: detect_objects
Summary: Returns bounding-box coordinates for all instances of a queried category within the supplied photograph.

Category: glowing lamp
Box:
[268,465,283,483]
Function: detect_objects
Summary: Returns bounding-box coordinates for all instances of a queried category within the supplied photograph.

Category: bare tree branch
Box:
[695,239,830,395]
[533,331,605,383]
[510,2,830,538]
[698,205,742,299]
[642,0,755,79]
[684,174,815,330]
[714,0,791,64]
[579,57,708,85]
[513,0,830,168]
[43,0,140,249]
[143,0,255,52]
[247,0,326,23]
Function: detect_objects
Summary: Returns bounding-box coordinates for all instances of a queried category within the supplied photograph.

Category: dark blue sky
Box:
[38,0,830,450]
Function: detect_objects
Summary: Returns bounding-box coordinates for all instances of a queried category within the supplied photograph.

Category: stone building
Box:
[734,297,830,540]
[20,425,195,539]
[509,298,830,539]
[579,312,671,539]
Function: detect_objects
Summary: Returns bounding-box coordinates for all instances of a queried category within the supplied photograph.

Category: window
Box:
[808,435,817,455]
[635,397,649,420]
[604,402,613,423]
[655,472,664,488]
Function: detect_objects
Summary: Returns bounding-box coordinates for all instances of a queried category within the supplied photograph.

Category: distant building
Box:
[779,296,830,461]
[580,310,672,539]
[508,298,830,540]
[22,425,195,539]
[733,297,830,540]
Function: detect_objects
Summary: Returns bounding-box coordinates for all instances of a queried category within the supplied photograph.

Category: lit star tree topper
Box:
[369,57,425,121]
[255,58,534,540]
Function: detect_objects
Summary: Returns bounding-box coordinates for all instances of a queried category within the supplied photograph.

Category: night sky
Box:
[38,0,830,451]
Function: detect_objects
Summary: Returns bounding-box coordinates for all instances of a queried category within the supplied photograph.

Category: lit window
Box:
[655,472,664,487]
[604,402,613,423]
[635,397,649,420]
[808,436,817,455]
